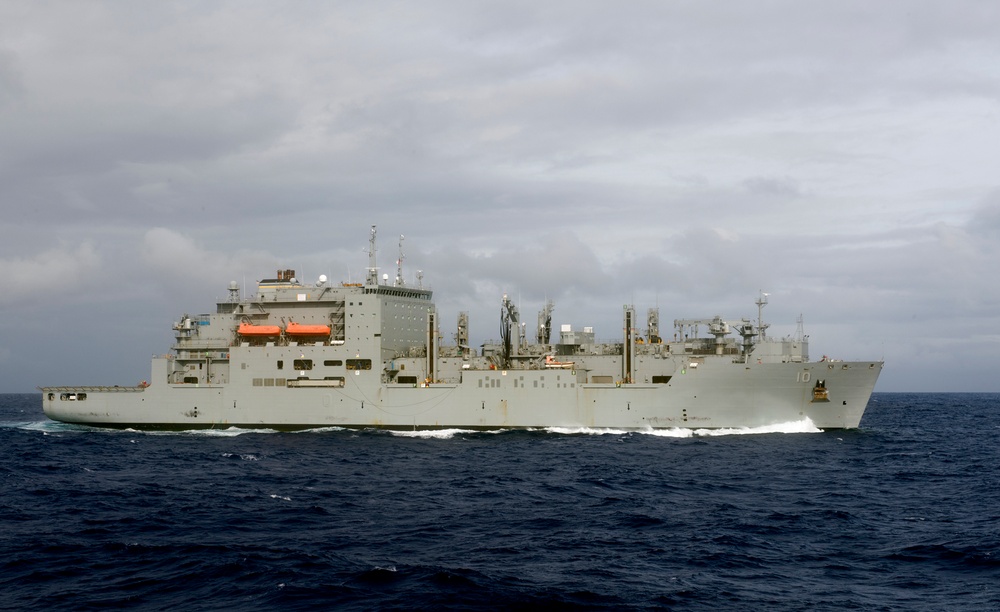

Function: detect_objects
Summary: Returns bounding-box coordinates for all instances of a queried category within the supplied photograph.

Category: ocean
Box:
[1,393,997,610]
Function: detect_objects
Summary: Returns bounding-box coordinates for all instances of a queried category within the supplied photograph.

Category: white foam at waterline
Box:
[269,494,291,501]
[3,421,44,430]
[545,426,694,438]
[289,426,348,434]
[630,428,694,438]
[9,420,81,433]
[691,418,823,436]
[545,418,822,437]
[15,418,821,437]
[141,427,280,437]
[545,426,647,436]
[12,420,141,435]
[15,423,280,437]
[387,428,481,439]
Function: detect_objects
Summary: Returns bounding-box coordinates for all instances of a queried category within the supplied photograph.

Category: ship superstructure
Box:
[42,227,882,430]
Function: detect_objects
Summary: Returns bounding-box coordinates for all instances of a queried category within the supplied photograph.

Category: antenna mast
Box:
[395,234,405,286]
[366,225,378,286]
[756,291,770,341]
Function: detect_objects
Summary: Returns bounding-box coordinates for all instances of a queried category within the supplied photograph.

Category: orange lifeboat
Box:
[544,355,575,369]
[238,323,282,336]
[285,322,331,336]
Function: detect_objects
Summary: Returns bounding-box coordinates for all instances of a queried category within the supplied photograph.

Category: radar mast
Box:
[756,290,770,341]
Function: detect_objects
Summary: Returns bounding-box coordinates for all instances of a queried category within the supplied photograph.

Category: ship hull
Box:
[42,358,882,431]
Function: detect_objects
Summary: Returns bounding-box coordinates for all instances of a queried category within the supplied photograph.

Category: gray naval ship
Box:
[42,226,882,431]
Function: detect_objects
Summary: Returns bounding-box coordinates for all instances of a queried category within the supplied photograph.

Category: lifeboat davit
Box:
[238,323,282,336]
[285,322,331,336]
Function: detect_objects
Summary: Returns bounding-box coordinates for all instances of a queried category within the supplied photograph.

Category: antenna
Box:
[366,225,378,286]
[395,234,405,287]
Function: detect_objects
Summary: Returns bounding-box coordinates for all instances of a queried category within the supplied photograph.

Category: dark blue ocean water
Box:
[1,393,998,611]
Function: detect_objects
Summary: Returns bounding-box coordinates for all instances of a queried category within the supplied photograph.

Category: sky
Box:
[1,1,998,393]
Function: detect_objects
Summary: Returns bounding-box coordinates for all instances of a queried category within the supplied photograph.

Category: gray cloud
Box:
[1,1,998,392]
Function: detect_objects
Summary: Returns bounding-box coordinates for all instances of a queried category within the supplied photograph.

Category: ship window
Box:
[277,360,284,370]
[253,378,263,386]
[324,360,343,366]
[652,375,672,384]
[275,378,286,386]
[346,358,372,370]
[184,377,199,384]
[293,359,313,370]
[323,377,346,387]
[398,375,418,384]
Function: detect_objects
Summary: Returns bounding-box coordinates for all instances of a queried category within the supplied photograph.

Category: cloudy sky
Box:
[2,1,998,393]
